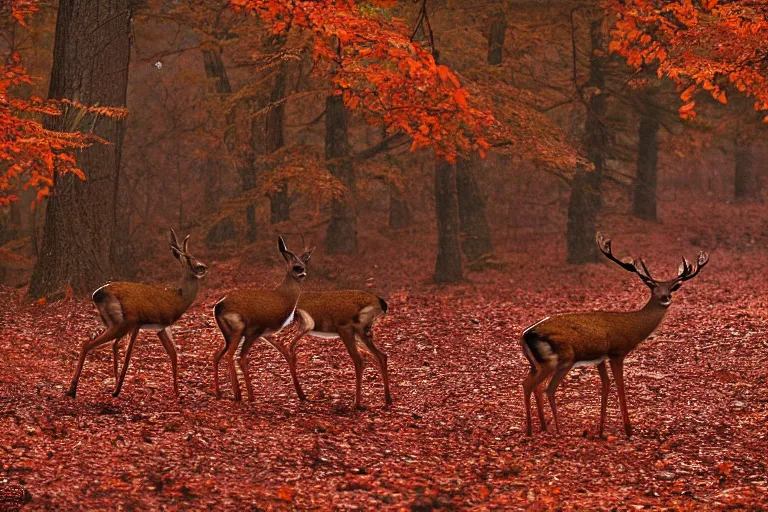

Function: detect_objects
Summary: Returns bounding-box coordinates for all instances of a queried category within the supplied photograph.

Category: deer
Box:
[273,291,390,409]
[212,236,314,402]
[66,229,208,399]
[521,233,709,438]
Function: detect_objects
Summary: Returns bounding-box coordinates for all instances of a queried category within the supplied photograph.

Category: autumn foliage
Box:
[0,1,128,207]
[229,0,500,162]
[607,0,768,121]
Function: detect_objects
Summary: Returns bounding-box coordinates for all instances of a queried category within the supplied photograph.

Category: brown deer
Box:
[521,233,709,438]
[212,236,314,401]
[276,291,390,408]
[66,229,208,398]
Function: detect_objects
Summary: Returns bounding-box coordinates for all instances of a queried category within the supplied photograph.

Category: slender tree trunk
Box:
[456,156,493,262]
[487,11,506,66]
[243,109,262,243]
[734,141,760,201]
[389,183,412,229]
[29,0,132,298]
[434,158,463,283]
[633,106,659,221]
[201,47,232,213]
[266,42,290,224]
[567,18,606,264]
[324,94,357,253]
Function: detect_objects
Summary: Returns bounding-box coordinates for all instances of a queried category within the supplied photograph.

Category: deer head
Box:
[597,233,709,308]
[169,229,208,279]
[278,236,315,281]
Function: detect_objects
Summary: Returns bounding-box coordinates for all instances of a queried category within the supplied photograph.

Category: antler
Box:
[673,251,709,283]
[596,233,656,285]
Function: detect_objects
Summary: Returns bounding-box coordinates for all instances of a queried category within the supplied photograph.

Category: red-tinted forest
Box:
[1,1,767,510]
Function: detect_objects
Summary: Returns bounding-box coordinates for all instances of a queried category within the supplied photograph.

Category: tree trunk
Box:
[324,94,357,253]
[487,12,506,66]
[633,107,659,221]
[266,46,290,224]
[456,156,493,262]
[201,47,232,213]
[566,18,606,264]
[388,183,412,229]
[734,142,760,201]
[29,0,132,299]
[434,158,463,283]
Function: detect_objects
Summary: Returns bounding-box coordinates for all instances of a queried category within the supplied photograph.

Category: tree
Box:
[28,0,133,298]
[633,94,660,221]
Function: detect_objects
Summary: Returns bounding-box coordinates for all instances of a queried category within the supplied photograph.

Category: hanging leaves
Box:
[606,0,768,121]
[229,0,501,162]
[0,2,129,206]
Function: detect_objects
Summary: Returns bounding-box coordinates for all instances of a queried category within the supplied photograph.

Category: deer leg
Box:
[358,333,392,406]
[237,335,259,402]
[533,384,546,430]
[545,364,573,435]
[597,361,611,438]
[338,327,365,409]
[111,335,126,383]
[158,328,179,399]
[67,326,125,398]
[213,316,234,399]
[224,329,244,401]
[609,356,632,438]
[113,326,141,397]
[283,324,312,401]
[522,363,554,435]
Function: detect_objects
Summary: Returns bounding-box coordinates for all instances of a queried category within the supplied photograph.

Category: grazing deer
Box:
[212,236,314,401]
[275,291,390,408]
[66,229,208,398]
[521,233,709,438]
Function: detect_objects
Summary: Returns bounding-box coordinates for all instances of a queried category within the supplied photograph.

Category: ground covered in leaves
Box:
[2,205,768,510]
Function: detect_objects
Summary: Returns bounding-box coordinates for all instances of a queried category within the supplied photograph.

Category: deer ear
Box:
[300,246,315,263]
[182,234,190,253]
[278,236,288,254]
[169,229,180,249]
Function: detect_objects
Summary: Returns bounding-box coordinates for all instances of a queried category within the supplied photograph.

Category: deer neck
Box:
[177,271,200,311]
[624,294,669,349]
[277,273,302,310]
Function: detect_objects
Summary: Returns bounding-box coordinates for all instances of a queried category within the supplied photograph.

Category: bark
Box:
[324,94,357,253]
[487,12,506,66]
[266,44,289,224]
[388,184,412,229]
[633,107,660,221]
[29,0,133,298]
[201,48,232,213]
[456,156,493,262]
[734,142,760,201]
[434,159,463,283]
[567,18,606,264]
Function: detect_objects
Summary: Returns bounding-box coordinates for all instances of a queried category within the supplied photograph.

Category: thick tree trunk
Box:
[266,48,290,224]
[456,156,493,262]
[29,0,132,299]
[734,142,760,201]
[324,94,357,253]
[434,159,463,283]
[388,183,412,229]
[566,18,606,264]
[633,108,659,221]
[487,12,506,66]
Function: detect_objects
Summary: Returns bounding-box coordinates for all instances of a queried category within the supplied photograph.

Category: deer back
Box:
[216,287,300,330]
[526,304,668,363]
[297,290,385,332]
[94,282,190,327]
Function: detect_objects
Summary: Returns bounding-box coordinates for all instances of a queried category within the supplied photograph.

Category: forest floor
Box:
[2,203,768,510]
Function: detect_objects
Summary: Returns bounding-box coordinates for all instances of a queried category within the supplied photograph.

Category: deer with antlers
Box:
[212,236,314,402]
[66,229,208,398]
[521,233,709,438]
